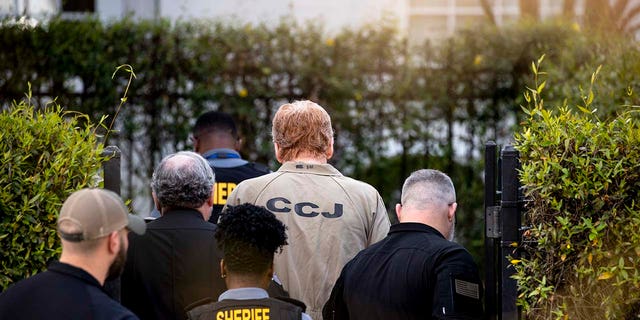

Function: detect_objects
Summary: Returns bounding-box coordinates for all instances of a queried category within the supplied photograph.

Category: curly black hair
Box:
[216,204,288,274]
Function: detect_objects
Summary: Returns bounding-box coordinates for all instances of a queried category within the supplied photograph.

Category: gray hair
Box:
[151,151,215,209]
[401,169,456,210]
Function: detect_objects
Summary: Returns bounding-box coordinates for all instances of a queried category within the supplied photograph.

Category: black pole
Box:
[484,141,498,320]
[101,145,122,301]
[500,145,520,320]
[102,145,121,195]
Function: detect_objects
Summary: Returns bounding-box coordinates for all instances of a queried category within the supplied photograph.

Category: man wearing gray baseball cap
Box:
[0,188,145,320]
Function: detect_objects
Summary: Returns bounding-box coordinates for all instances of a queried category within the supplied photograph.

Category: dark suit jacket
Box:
[0,261,138,320]
[121,208,225,320]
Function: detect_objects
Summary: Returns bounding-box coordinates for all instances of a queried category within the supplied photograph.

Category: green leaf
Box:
[577,105,591,114]
[586,90,594,106]
[537,80,546,94]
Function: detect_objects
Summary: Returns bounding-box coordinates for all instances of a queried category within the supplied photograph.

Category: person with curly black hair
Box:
[187,204,311,320]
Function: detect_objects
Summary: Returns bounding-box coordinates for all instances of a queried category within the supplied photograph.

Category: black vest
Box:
[187,298,302,320]
[210,162,270,223]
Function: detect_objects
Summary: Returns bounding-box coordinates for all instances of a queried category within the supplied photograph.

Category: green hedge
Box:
[0,92,107,290]
[514,59,640,319]
[2,17,640,266]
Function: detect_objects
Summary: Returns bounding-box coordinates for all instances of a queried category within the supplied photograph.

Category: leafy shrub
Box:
[2,17,640,269]
[0,91,107,290]
[514,58,640,319]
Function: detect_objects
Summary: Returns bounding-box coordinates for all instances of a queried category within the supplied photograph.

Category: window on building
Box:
[456,0,479,7]
[409,15,449,45]
[455,15,488,31]
[411,0,449,8]
[61,0,95,12]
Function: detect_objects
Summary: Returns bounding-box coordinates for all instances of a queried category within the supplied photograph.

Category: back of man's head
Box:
[151,151,215,210]
[57,188,145,253]
[401,169,456,211]
[216,204,287,276]
[193,111,239,140]
[272,100,334,162]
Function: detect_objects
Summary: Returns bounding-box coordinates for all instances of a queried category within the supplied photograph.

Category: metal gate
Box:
[484,141,523,320]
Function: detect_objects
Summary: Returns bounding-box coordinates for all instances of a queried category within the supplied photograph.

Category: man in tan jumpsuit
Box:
[225,100,391,319]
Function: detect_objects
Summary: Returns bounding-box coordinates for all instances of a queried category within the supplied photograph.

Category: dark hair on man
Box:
[193,111,239,140]
[216,204,288,274]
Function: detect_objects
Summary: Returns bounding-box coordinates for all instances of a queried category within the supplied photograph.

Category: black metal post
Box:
[102,146,121,195]
[484,141,498,320]
[500,145,520,320]
[101,145,122,301]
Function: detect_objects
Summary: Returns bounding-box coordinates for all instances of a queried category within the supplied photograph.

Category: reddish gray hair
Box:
[272,100,333,162]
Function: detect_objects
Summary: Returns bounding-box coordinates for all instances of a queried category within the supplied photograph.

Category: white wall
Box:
[159,0,405,33]
[2,0,407,34]
[97,0,157,21]
[0,0,56,17]
[95,0,406,33]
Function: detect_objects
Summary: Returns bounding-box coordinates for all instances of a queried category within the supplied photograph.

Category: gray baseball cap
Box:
[57,188,146,241]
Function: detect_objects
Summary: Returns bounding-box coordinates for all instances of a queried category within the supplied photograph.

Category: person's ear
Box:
[267,261,274,279]
[152,192,161,212]
[395,203,403,222]
[448,202,457,223]
[274,143,283,163]
[220,259,227,279]
[107,231,120,255]
[207,186,215,207]
[325,138,334,159]
[192,136,201,153]
[261,262,274,289]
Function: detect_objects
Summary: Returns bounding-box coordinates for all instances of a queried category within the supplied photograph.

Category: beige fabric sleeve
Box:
[367,192,391,246]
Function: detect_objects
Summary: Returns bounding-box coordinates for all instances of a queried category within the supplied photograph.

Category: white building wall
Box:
[97,0,157,21]
[0,0,56,17]
[160,0,406,34]
[2,0,407,34]
[407,0,588,44]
